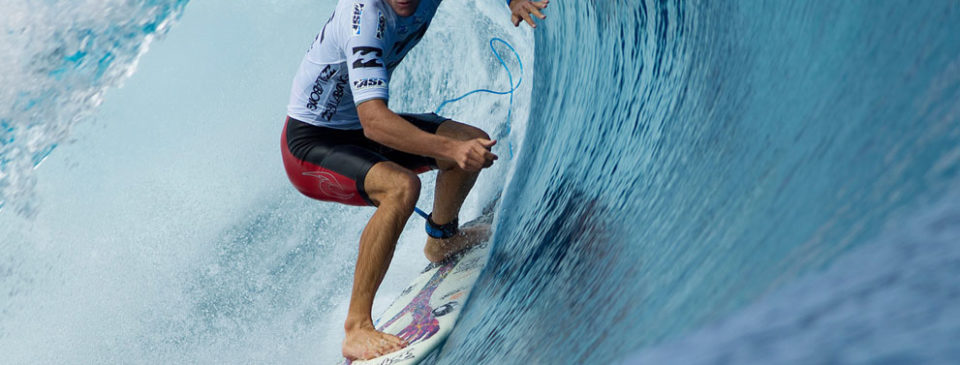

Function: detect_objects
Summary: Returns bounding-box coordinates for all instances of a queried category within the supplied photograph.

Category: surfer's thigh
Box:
[281,117,387,206]
[281,115,441,207]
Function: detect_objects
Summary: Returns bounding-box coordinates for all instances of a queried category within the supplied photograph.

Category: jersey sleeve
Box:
[344,0,390,105]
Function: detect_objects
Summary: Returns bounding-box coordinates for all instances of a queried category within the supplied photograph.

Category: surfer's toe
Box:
[342,326,408,360]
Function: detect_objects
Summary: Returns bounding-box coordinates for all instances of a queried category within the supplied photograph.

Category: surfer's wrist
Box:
[436,137,460,161]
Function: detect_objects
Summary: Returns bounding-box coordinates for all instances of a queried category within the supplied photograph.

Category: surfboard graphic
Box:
[344,241,490,365]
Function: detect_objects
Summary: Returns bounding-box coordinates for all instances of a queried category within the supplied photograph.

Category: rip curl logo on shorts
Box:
[352,2,364,36]
[302,171,355,201]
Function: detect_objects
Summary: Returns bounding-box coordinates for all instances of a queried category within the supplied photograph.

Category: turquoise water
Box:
[2,0,959,364]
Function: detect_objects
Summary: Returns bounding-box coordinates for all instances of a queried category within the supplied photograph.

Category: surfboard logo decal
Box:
[378,262,456,343]
[376,349,414,365]
[432,301,458,317]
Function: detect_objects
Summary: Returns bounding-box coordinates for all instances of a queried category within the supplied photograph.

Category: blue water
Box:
[1,0,959,364]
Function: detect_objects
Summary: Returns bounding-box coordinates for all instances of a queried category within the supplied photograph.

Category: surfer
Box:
[280,0,548,361]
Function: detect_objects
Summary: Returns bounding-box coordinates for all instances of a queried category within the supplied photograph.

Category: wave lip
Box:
[0,0,188,216]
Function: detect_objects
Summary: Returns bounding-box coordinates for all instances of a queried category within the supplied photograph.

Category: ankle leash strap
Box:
[425,214,459,239]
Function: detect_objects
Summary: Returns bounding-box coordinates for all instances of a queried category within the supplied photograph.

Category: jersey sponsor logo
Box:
[306,74,326,111]
[351,46,384,69]
[352,77,387,91]
[319,64,337,82]
[352,2,364,35]
[320,74,350,121]
[376,11,385,39]
[307,65,338,111]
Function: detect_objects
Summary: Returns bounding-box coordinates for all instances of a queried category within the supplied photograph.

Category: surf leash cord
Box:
[414,37,522,222]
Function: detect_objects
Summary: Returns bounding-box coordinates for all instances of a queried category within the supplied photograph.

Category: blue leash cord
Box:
[415,207,430,219]
[433,38,524,119]
[415,37,522,221]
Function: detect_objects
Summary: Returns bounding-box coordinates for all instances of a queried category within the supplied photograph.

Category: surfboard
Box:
[343,216,493,365]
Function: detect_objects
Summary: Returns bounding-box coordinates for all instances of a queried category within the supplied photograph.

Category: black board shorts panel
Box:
[281,113,447,206]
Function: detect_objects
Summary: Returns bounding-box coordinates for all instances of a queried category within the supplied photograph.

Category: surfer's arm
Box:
[508,0,548,28]
[358,100,496,172]
[358,99,454,159]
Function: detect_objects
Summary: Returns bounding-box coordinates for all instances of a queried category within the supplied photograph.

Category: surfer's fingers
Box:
[520,10,537,28]
[512,13,521,27]
[484,150,498,163]
[528,3,546,19]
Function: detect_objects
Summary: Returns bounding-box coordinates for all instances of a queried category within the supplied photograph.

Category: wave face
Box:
[437,0,960,363]
[625,190,960,364]
[0,0,188,216]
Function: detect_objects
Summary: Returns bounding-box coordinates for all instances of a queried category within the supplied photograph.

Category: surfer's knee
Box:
[366,163,421,213]
[461,124,489,141]
[382,171,421,213]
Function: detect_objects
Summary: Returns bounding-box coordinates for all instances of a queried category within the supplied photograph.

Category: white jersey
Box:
[287,0,444,129]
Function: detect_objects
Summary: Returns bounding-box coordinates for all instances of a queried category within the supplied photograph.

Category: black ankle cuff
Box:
[425,214,459,239]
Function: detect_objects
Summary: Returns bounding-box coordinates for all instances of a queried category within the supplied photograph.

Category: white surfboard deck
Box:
[343,238,491,365]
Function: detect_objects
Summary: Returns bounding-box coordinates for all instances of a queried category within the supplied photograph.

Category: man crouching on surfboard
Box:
[280,0,548,360]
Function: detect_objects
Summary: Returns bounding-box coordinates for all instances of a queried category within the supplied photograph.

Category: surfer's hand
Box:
[451,138,497,171]
[509,0,548,28]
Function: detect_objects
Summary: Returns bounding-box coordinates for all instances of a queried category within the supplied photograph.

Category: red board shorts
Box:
[281,114,447,206]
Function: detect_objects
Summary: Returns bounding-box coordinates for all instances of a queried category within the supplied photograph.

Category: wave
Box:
[624,186,960,363]
[436,0,960,363]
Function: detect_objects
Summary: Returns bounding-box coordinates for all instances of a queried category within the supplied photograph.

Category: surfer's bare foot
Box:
[424,224,491,263]
[342,322,408,361]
